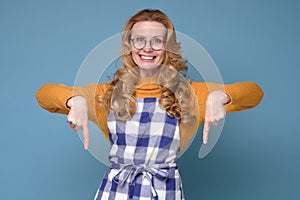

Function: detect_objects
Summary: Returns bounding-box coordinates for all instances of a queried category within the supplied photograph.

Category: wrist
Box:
[209,91,231,105]
[224,93,231,104]
[66,96,87,108]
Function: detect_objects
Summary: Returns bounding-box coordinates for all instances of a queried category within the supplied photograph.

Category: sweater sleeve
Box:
[190,81,264,120]
[35,82,111,125]
[223,82,264,112]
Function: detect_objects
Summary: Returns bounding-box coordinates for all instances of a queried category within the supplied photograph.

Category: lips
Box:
[140,55,157,61]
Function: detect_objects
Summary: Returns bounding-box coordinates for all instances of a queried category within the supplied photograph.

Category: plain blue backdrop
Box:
[1,0,299,199]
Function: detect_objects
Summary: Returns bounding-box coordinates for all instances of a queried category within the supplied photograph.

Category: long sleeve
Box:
[36,83,111,138]
[224,82,264,112]
[36,83,74,114]
[190,81,264,119]
[36,81,264,152]
[179,81,264,151]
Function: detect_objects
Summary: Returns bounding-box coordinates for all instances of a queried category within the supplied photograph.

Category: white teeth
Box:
[141,55,154,60]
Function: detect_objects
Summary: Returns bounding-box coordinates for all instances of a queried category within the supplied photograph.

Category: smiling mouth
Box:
[140,55,157,61]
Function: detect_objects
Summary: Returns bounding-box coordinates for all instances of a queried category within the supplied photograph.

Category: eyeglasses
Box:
[130,37,165,51]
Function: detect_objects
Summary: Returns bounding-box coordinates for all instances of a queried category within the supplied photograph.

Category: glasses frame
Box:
[130,37,166,51]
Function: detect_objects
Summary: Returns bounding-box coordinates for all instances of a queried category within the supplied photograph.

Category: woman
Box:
[36,9,263,200]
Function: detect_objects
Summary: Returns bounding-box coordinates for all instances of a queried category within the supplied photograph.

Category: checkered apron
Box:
[94,98,185,200]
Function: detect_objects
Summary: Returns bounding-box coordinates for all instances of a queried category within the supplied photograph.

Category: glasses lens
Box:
[151,38,164,50]
[133,37,145,50]
[132,37,164,50]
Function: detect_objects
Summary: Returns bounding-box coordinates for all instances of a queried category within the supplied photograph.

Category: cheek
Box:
[131,51,140,64]
[158,52,165,62]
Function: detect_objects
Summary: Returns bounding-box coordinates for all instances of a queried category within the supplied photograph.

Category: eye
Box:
[152,38,163,44]
[136,37,145,43]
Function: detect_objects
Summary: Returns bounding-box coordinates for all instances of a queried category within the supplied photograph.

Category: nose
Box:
[143,41,153,52]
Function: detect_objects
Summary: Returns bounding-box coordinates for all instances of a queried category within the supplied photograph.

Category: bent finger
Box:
[69,123,74,128]
[73,125,80,132]
[212,120,219,126]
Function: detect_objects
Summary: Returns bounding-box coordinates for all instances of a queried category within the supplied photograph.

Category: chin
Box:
[139,63,160,69]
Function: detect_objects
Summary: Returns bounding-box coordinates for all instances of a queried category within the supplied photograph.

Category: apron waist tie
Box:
[111,162,177,199]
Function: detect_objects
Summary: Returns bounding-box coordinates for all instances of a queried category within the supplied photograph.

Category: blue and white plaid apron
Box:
[94,98,185,200]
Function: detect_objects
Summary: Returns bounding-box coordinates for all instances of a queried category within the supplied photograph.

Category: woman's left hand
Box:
[203,91,230,144]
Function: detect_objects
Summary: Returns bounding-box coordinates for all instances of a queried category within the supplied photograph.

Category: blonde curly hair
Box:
[99,9,197,124]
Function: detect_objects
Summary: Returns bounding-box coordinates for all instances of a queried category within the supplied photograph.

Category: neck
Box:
[138,65,161,77]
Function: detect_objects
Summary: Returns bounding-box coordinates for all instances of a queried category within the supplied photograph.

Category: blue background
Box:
[1,0,299,199]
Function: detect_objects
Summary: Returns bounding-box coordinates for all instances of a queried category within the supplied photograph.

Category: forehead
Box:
[131,21,167,37]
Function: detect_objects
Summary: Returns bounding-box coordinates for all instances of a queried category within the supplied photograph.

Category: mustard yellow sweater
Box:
[36,79,263,152]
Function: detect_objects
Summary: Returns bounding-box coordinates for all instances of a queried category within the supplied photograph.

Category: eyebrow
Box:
[133,34,164,39]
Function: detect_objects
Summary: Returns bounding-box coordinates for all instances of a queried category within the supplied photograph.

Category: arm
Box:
[190,81,264,143]
[223,82,264,112]
[190,81,264,115]
[36,83,111,149]
[36,82,111,124]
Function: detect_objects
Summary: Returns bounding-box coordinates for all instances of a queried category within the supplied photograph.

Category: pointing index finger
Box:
[82,124,90,150]
[203,120,211,144]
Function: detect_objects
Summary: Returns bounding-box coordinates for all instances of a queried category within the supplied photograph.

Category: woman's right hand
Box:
[66,96,90,150]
